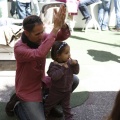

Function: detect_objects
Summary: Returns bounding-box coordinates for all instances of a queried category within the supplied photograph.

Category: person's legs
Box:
[114,0,120,29]
[72,75,79,92]
[98,0,104,28]
[14,103,28,120]
[44,90,63,118]
[26,3,31,17]
[43,89,63,117]
[98,0,111,30]
[32,0,40,16]
[61,92,73,120]
[79,0,99,19]
[16,1,26,19]
[14,102,45,120]
[43,75,79,118]
[10,0,17,16]
[102,0,111,30]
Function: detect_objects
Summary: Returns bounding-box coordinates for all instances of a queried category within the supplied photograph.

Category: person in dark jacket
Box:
[44,41,80,120]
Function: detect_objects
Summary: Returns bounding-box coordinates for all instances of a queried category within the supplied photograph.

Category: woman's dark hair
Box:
[107,90,120,120]
[23,15,43,32]
[51,41,68,61]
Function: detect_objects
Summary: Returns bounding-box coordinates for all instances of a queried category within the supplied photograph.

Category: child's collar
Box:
[54,61,66,66]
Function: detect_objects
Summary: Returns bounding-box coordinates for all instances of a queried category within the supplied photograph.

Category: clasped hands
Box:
[63,58,78,68]
[53,4,67,31]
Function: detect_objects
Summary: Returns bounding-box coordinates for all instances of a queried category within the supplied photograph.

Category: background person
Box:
[31,0,40,16]
[10,0,17,18]
[111,0,120,31]
[98,0,111,31]
[16,0,31,19]
[78,0,100,24]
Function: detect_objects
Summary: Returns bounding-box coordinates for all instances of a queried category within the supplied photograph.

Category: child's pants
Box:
[45,89,73,120]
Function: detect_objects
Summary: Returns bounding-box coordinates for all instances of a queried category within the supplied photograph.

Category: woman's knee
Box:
[14,102,45,120]
[14,102,29,120]
[72,75,80,92]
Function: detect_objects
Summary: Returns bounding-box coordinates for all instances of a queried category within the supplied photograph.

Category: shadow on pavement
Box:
[87,49,120,63]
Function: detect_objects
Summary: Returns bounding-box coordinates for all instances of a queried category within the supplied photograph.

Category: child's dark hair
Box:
[51,41,68,61]
[107,90,120,120]
[23,15,43,32]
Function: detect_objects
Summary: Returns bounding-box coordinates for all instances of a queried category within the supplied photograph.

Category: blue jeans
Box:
[78,0,100,18]
[114,0,120,29]
[16,1,31,19]
[14,75,79,120]
[10,1,17,16]
[14,102,45,120]
[98,0,111,29]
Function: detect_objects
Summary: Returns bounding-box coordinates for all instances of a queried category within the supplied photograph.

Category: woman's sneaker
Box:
[5,93,19,117]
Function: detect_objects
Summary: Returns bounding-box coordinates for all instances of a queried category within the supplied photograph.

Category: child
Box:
[44,41,79,120]
[107,90,120,120]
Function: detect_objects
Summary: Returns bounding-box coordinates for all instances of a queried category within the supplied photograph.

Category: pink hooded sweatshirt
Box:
[14,28,70,102]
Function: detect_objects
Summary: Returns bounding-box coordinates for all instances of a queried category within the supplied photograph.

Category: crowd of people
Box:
[10,0,40,19]
[9,0,120,31]
[73,0,120,31]
[5,1,120,120]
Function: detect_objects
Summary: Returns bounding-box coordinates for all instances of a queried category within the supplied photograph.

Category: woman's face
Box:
[57,45,71,63]
[25,24,44,45]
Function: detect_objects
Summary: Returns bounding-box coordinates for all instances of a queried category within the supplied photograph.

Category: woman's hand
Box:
[52,4,66,33]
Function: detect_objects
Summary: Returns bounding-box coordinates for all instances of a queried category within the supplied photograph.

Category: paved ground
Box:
[0,29,120,120]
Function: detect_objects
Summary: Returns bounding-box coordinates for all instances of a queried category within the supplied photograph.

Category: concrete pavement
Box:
[0,29,120,120]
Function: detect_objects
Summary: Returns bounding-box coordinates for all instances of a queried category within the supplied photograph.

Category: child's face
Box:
[57,45,70,63]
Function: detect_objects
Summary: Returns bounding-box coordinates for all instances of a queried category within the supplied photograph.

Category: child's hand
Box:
[69,58,77,65]
[63,62,68,68]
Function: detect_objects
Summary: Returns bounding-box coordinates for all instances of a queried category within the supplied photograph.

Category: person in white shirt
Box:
[31,0,40,16]
[16,0,31,19]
